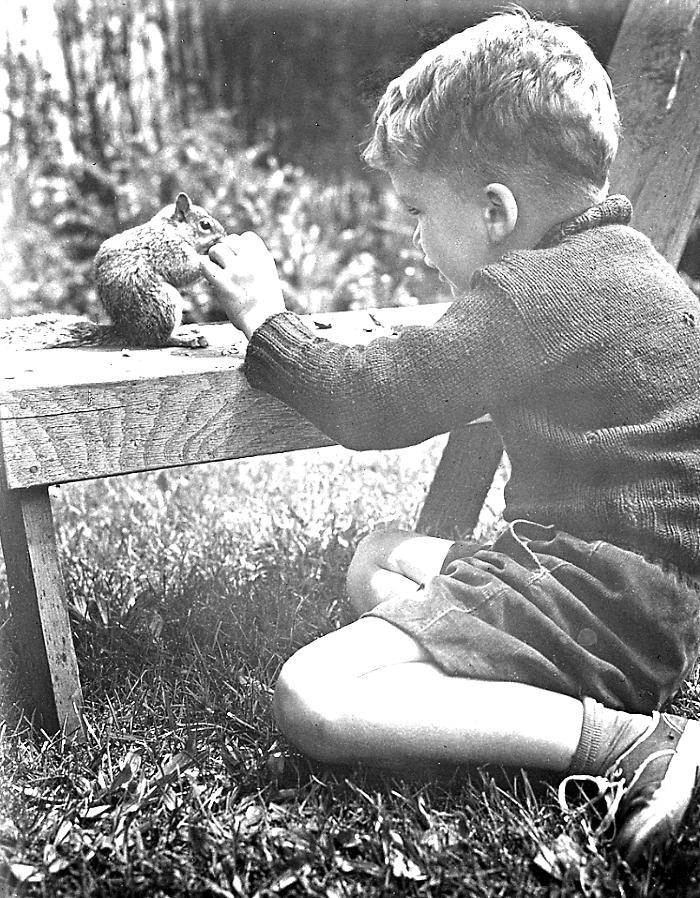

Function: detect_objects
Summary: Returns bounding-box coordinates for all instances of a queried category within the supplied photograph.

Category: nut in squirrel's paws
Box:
[168,327,209,349]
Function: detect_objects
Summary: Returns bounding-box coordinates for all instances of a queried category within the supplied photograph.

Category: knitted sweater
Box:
[245,196,700,575]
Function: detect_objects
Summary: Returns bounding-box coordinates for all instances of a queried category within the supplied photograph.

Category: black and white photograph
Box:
[1,0,700,894]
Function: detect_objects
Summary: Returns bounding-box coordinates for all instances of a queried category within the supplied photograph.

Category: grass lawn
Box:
[1,440,700,897]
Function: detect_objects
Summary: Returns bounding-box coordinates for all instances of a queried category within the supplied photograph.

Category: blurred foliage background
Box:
[1,0,698,323]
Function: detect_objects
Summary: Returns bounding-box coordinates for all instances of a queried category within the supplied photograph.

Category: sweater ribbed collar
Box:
[536,194,633,250]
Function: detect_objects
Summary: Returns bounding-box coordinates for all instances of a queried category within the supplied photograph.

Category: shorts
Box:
[365,520,700,713]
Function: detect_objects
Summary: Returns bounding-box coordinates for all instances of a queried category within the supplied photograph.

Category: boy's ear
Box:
[483,183,518,244]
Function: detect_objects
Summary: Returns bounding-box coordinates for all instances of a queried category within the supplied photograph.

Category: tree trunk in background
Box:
[2,0,75,168]
[2,0,631,176]
[2,1,176,166]
[0,1,76,318]
[54,0,173,161]
[159,0,210,127]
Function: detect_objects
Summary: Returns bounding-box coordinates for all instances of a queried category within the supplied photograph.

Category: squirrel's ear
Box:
[174,192,191,220]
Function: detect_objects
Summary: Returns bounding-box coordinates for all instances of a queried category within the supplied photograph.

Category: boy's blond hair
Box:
[363,8,620,195]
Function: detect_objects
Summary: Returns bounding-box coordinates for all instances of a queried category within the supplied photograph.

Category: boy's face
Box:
[390,165,496,294]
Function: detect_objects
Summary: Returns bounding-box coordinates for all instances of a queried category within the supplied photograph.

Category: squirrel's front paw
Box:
[168,327,209,349]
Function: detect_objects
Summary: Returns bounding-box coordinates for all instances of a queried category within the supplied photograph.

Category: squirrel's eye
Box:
[200,219,213,231]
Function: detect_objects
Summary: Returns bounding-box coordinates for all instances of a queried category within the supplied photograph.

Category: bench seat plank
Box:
[1,304,449,489]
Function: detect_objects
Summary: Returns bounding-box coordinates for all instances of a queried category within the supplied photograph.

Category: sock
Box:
[568,696,654,776]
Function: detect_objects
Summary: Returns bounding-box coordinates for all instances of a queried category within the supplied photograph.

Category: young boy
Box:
[201,9,700,861]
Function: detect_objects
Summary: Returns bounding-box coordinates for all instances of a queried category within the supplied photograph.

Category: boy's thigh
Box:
[366,520,700,713]
[282,617,430,685]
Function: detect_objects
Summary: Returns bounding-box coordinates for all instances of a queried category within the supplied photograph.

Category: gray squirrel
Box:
[0,192,226,350]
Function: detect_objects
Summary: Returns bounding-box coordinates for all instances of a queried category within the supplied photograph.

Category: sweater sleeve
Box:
[243,282,544,450]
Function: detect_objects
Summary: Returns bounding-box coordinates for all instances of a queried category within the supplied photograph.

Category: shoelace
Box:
[558,773,626,840]
[558,747,678,841]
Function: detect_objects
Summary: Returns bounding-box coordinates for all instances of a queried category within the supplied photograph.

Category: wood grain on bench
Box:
[1,304,450,490]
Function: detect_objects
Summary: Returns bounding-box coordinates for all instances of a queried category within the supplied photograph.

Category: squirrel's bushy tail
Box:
[0,314,119,350]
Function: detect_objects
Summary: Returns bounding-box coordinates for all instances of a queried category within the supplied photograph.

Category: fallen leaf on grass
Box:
[202,880,237,898]
[532,833,585,881]
[234,801,266,836]
[333,828,364,850]
[53,818,73,846]
[151,750,200,786]
[390,847,425,881]
[44,844,73,875]
[267,864,311,892]
[325,889,345,898]
[105,749,143,794]
[188,824,212,858]
[81,803,113,820]
[0,818,19,846]
[333,856,383,878]
[266,751,286,780]
[7,861,44,884]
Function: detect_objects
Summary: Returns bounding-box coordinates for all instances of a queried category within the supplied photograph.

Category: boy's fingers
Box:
[237,231,273,256]
[238,231,265,247]
[220,233,244,252]
[211,232,273,266]
[208,241,238,267]
[200,257,232,283]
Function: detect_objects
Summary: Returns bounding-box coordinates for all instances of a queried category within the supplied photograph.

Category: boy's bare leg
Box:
[274,528,700,860]
[274,614,584,769]
[276,527,584,769]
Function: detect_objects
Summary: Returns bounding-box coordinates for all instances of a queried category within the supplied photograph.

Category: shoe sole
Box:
[616,718,700,862]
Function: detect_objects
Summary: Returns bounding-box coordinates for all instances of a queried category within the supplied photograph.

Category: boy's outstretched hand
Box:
[201,233,286,339]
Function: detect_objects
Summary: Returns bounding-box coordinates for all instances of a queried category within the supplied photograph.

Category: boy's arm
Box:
[202,232,542,450]
[244,295,541,451]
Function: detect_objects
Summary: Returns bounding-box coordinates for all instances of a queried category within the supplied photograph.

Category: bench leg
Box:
[0,484,83,739]
[417,421,503,540]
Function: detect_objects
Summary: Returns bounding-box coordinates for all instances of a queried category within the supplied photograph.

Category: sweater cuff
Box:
[243,310,316,393]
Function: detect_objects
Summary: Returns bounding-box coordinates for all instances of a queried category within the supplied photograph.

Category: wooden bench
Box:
[2,303,479,738]
[1,0,699,740]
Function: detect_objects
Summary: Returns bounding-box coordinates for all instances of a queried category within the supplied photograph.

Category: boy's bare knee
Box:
[273,649,347,762]
[346,528,413,611]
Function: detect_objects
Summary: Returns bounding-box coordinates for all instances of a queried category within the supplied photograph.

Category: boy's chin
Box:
[438,273,462,296]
